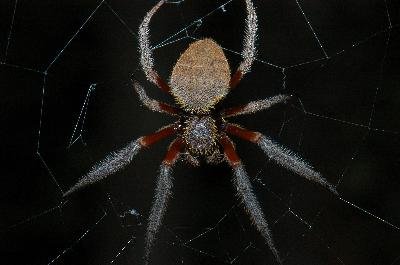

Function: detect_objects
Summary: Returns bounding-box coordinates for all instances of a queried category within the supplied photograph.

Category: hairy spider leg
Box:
[134,81,180,115]
[63,124,177,196]
[138,0,171,93]
[144,138,183,264]
[224,124,338,194]
[140,0,258,90]
[219,135,282,263]
[230,0,258,89]
[222,94,291,118]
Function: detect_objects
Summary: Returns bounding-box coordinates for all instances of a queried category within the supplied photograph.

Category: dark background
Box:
[1,0,399,264]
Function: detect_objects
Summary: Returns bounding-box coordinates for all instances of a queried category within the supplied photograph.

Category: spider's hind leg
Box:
[219,135,282,263]
[144,138,183,264]
[224,123,338,195]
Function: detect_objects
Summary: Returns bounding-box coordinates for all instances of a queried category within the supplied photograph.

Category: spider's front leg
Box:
[64,123,178,196]
[219,135,282,263]
[144,138,183,264]
[139,0,172,93]
[230,0,258,89]
[224,123,338,194]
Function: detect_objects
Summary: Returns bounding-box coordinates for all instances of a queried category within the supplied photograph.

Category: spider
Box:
[65,0,338,263]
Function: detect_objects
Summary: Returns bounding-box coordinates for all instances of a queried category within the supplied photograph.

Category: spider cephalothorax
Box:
[182,115,218,156]
[65,1,338,264]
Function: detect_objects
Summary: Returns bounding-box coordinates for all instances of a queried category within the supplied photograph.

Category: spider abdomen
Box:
[170,38,231,114]
[183,116,218,156]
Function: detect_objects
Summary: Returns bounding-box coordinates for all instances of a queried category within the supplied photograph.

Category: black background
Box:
[1,0,400,265]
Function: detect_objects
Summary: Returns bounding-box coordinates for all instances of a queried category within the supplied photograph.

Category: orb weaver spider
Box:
[65,0,338,263]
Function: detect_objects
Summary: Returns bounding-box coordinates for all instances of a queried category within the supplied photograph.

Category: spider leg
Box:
[134,81,180,116]
[139,0,171,93]
[224,123,338,194]
[64,124,177,196]
[219,135,282,264]
[144,138,183,264]
[230,0,258,89]
[222,94,291,118]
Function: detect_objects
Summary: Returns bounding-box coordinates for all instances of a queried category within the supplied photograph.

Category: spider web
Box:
[1,0,400,264]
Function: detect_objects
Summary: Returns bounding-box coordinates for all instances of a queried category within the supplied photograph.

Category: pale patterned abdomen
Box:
[170,38,231,114]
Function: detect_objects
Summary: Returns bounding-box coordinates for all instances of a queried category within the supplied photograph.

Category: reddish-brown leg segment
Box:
[156,75,171,93]
[224,123,261,143]
[229,70,243,89]
[140,124,178,147]
[222,104,246,117]
[163,138,184,165]
[219,135,241,167]
[158,102,179,114]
